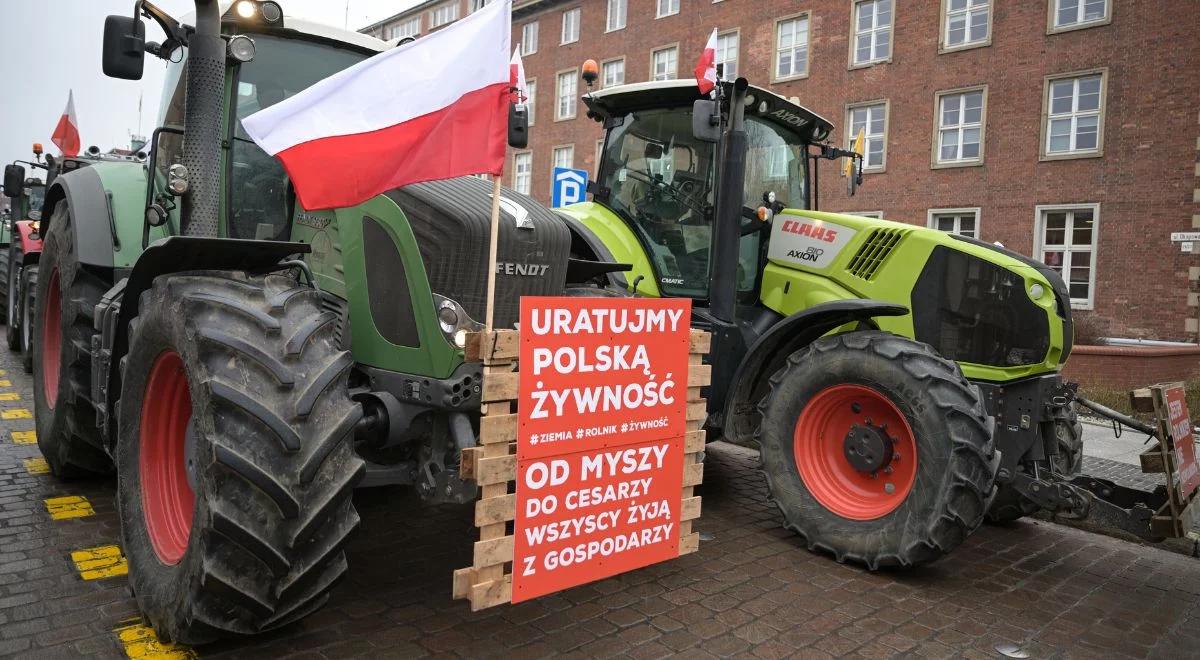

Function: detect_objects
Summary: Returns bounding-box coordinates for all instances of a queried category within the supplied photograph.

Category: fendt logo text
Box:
[780,220,838,243]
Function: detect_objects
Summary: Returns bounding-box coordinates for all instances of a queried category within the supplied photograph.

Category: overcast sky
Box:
[0,1,415,172]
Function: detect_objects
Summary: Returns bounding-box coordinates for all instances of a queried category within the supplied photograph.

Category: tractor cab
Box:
[582,79,834,301]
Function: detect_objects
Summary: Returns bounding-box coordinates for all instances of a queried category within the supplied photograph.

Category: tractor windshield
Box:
[25,185,45,218]
[598,107,808,298]
[230,35,368,238]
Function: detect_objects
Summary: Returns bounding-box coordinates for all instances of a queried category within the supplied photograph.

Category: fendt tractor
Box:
[31,0,1138,646]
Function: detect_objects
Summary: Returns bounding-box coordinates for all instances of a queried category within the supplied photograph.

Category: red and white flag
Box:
[510,47,527,103]
[693,28,718,95]
[51,90,81,158]
[242,0,512,210]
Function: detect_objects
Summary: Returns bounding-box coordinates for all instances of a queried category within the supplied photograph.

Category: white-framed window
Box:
[1042,71,1105,159]
[521,22,538,55]
[1050,0,1110,32]
[656,0,679,18]
[1035,204,1099,308]
[715,31,738,78]
[852,0,892,66]
[430,2,458,28]
[851,211,883,219]
[847,101,888,170]
[934,87,986,166]
[651,46,678,81]
[601,58,625,88]
[774,15,810,81]
[513,152,532,195]
[942,0,991,51]
[607,0,626,31]
[928,208,980,238]
[561,8,580,44]
[469,0,487,12]
[525,79,536,125]
[553,144,575,170]
[388,17,420,40]
[556,69,577,120]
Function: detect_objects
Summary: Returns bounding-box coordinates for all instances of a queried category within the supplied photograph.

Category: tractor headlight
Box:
[227,35,256,63]
[235,1,257,18]
[1029,283,1045,300]
[433,294,482,349]
[227,1,284,26]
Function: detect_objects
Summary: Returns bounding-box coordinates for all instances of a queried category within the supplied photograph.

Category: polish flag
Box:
[693,28,718,95]
[510,47,527,103]
[242,0,512,210]
[51,90,81,158]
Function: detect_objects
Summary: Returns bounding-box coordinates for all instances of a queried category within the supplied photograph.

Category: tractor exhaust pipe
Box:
[709,77,749,325]
[179,0,224,237]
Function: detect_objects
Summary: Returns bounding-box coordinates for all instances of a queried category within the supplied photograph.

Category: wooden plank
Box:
[1140,443,1167,474]
[470,575,512,611]
[476,455,516,486]
[1130,388,1155,414]
[474,536,515,568]
[483,371,519,403]
[687,364,712,387]
[452,567,475,600]
[679,532,700,555]
[467,330,520,364]
[476,494,516,526]
[682,462,704,487]
[689,330,711,354]
[479,413,517,444]
[686,401,707,422]
[681,496,701,521]
[461,447,482,480]
[685,429,706,453]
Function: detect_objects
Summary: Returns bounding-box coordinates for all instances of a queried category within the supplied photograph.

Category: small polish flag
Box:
[693,28,718,95]
[242,0,513,210]
[510,47,527,103]
[51,90,81,158]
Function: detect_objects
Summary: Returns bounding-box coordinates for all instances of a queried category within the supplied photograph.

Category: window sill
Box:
[860,166,887,175]
[771,72,810,84]
[560,39,579,46]
[1039,149,1103,162]
[554,115,576,123]
[605,25,625,33]
[931,158,984,170]
[655,11,679,19]
[1047,17,1112,36]
[937,38,991,55]
[1069,300,1095,311]
[848,57,891,71]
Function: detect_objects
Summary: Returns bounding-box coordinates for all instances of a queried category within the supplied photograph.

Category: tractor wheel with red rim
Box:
[756,331,998,569]
[31,201,111,478]
[115,272,364,645]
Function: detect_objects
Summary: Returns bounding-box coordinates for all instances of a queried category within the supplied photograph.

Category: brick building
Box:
[362,0,1200,342]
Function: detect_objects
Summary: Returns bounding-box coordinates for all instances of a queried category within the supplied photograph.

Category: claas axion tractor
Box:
[31,0,1133,644]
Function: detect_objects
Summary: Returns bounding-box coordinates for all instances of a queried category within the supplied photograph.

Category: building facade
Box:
[363,0,1200,342]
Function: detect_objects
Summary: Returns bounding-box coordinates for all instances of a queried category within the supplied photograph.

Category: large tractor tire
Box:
[757,331,998,569]
[32,202,111,477]
[116,272,365,644]
[21,265,37,374]
[5,242,19,347]
[986,410,1084,523]
[0,236,10,329]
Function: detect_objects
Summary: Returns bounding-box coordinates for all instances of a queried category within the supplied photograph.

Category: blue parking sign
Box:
[551,167,588,208]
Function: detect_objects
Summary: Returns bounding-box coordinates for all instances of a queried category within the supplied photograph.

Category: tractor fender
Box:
[39,167,115,268]
[99,236,311,449]
[721,299,908,446]
[14,221,43,262]
[558,212,629,289]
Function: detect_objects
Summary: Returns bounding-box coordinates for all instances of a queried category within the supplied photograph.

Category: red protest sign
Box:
[1164,385,1200,497]
[511,297,692,603]
[512,438,684,602]
[517,297,691,461]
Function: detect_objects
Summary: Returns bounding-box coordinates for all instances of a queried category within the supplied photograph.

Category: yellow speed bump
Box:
[114,620,196,659]
[71,545,128,580]
[0,392,20,401]
[45,495,95,520]
[0,379,12,387]
[10,430,35,444]
[2,409,32,420]
[23,457,49,474]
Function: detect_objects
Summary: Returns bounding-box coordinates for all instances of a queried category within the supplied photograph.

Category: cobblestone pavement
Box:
[3,341,1200,659]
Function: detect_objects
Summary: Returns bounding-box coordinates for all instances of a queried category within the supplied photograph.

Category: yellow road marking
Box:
[0,369,7,376]
[11,430,37,444]
[3,409,32,420]
[0,379,12,387]
[23,457,49,474]
[45,495,95,520]
[0,392,21,401]
[114,620,196,659]
[71,545,129,580]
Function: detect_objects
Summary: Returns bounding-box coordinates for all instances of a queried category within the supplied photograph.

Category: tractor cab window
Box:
[25,185,45,219]
[231,36,366,239]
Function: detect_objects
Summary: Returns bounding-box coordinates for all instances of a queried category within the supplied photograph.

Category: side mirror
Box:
[3,165,25,198]
[692,99,721,143]
[643,142,664,160]
[102,15,146,80]
[508,102,528,149]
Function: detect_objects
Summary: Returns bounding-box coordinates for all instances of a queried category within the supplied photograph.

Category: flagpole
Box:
[484,173,503,330]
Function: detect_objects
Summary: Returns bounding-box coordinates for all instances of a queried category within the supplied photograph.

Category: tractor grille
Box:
[846,228,908,281]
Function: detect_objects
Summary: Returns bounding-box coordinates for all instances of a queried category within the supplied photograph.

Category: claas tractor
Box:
[558,74,1145,564]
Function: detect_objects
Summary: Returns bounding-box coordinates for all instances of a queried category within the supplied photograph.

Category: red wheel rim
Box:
[139,351,195,565]
[41,268,62,408]
[793,384,918,521]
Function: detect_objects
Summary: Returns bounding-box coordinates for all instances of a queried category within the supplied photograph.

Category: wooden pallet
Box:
[452,328,711,610]
[1131,385,1200,538]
